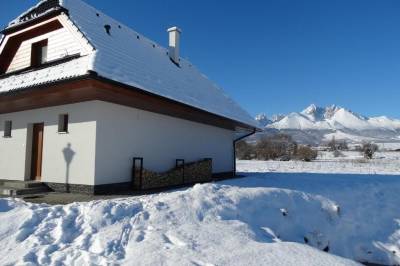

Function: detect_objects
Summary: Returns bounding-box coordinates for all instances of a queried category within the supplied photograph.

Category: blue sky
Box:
[1,0,400,118]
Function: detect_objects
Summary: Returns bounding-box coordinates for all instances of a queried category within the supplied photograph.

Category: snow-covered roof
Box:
[1,0,258,129]
[0,56,90,92]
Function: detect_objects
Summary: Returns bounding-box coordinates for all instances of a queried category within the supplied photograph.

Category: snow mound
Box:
[0,182,360,266]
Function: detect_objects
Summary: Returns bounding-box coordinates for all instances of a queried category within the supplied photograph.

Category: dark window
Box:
[58,114,68,133]
[31,39,48,67]
[4,121,12,138]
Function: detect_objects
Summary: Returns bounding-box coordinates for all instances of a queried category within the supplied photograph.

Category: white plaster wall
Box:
[93,101,235,185]
[0,102,97,185]
[0,100,235,186]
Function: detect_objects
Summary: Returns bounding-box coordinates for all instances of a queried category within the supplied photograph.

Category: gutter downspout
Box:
[233,128,257,176]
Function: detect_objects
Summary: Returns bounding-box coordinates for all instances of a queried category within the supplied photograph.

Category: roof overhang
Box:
[2,8,67,35]
[0,74,258,132]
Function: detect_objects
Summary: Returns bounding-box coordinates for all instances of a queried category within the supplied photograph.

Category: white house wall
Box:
[0,102,97,185]
[94,101,235,185]
[0,100,235,186]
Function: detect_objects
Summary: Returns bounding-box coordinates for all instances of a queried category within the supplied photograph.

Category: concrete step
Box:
[0,181,51,196]
[0,186,51,196]
[1,180,45,189]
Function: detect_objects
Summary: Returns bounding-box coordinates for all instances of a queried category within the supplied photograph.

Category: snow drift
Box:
[1,170,400,265]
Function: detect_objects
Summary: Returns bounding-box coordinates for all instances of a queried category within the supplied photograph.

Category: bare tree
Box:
[255,134,297,161]
[337,140,348,151]
[295,145,318,162]
[362,142,378,159]
[328,136,337,151]
[235,140,254,160]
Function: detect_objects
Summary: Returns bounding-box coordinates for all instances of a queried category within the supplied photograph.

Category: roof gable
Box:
[6,0,65,34]
[1,0,258,129]
[0,13,93,75]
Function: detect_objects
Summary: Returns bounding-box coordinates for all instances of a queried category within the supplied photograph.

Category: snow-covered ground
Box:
[0,183,360,266]
[239,151,400,175]
[0,153,399,265]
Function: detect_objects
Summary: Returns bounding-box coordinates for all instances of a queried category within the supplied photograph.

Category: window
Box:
[31,39,48,67]
[4,121,12,138]
[58,114,68,133]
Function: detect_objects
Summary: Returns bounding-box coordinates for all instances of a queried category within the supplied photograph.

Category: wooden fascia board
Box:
[0,77,255,131]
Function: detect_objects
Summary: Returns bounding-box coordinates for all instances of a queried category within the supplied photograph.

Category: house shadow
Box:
[62,143,76,193]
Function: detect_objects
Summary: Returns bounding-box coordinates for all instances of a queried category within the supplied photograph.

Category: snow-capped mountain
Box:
[255,113,271,127]
[255,113,284,127]
[255,104,400,145]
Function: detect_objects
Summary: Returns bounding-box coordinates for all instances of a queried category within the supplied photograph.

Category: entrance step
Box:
[0,180,45,189]
[0,180,51,196]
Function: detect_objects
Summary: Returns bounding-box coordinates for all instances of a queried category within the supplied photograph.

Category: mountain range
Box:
[255,104,400,145]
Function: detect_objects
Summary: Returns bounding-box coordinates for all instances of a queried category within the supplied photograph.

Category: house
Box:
[0,0,258,194]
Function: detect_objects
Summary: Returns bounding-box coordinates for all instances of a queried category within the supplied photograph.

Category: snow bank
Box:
[1,159,399,265]
[236,166,400,265]
[0,182,360,265]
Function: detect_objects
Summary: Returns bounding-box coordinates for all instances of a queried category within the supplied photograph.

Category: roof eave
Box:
[89,72,259,131]
[0,68,258,131]
[1,7,68,35]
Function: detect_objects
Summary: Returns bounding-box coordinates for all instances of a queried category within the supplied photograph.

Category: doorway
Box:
[31,123,44,181]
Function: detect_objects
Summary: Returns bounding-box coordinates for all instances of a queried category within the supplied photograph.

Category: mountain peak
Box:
[255,113,271,127]
[301,104,327,121]
[325,104,340,119]
[301,104,318,114]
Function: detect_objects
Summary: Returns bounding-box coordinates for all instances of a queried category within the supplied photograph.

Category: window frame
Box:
[3,120,12,138]
[58,114,69,133]
[31,39,48,67]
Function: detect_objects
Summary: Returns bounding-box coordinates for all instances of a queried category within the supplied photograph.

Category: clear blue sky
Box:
[1,0,400,118]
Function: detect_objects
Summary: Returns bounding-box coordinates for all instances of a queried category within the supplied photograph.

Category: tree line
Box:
[236,134,318,162]
[236,134,379,161]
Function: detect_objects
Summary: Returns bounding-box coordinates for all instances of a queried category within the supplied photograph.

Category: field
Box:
[238,151,400,175]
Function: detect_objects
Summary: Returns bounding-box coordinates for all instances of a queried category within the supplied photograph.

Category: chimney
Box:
[167,26,182,65]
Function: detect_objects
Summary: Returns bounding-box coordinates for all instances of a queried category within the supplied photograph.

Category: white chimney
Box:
[167,26,182,65]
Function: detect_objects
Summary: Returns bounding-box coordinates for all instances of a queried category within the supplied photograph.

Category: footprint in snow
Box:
[155,201,168,210]
[134,230,146,242]
[191,259,216,266]
[261,227,281,243]
[163,233,187,247]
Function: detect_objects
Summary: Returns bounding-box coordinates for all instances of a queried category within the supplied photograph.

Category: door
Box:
[31,123,44,181]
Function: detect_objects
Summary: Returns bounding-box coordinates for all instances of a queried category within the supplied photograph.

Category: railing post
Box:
[132,157,143,190]
[176,159,185,184]
[204,158,213,180]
